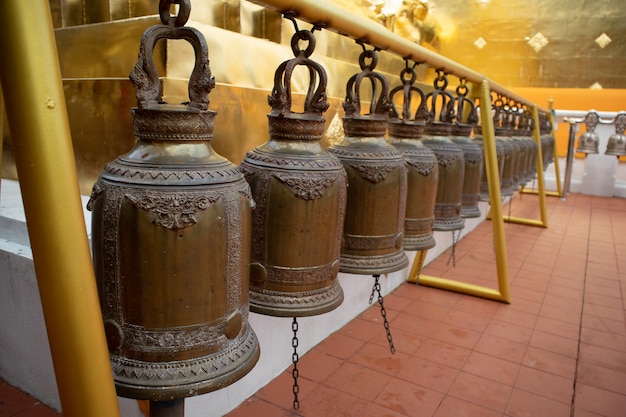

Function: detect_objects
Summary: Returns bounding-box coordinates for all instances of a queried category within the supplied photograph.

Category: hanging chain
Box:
[371,275,396,355]
[446,230,459,267]
[291,317,300,410]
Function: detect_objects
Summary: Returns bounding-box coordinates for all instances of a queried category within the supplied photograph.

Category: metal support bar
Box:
[562,121,579,198]
[0,2,120,417]
[149,400,185,417]
[249,0,548,113]
[408,81,511,304]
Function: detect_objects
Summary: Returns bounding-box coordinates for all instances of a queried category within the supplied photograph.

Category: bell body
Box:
[606,132,626,156]
[473,133,505,202]
[422,122,465,231]
[88,105,259,401]
[328,118,409,275]
[451,125,483,218]
[388,121,439,250]
[512,135,531,186]
[495,128,517,197]
[240,115,347,317]
[576,131,599,155]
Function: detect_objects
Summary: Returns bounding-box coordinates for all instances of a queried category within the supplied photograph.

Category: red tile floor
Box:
[2,192,626,416]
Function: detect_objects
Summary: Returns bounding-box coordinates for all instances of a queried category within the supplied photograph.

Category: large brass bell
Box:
[576,111,600,155]
[387,63,438,250]
[605,113,626,157]
[328,48,408,275]
[87,1,259,400]
[511,107,532,186]
[421,71,465,231]
[450,82,482,218]
[520,112,539,183]
[240,28,346,317]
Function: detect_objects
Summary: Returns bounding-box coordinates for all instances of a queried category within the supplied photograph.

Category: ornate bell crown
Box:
[424,70,455,135]
[450,79,478,137]
[388,62,429,138]
[342,46,390,137]
[129,0,216,141]
[267,25,329,141]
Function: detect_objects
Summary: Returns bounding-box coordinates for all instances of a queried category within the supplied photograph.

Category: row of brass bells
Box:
[605,113,626,157]
[473,125,505,202]
[87,0,259,401]
[450,83,482,218]
[240,29,346,316]
[576,111,600,155]
[328,49,408,274]
[422,72,465,231]
[513,109,539,186]
[387,65,438,250]
[493,100,518,197]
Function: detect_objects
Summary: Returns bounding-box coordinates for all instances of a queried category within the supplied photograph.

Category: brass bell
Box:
[388,64,439,250]
[511,108,532,186]
[240,29,346,317]
[87,1,259,401]
[539,114,555,170]
[421,71,465,231]
[328,48,408,275]
[520,113,539,183]
[576,111,600,155]
[605,113,626,157]
[450,82,482,218]
[493,98,518,197]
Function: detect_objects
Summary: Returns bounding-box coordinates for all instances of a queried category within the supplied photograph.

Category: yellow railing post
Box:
[409,81,510,303]
[0,2,120,417]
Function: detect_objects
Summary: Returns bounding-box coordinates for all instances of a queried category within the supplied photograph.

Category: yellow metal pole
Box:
[532,106,549,227]
[549,109,563,196]
[249,0,549,113]
[0,3,120,417]
[413,81,510,303]
[407,250,427,284]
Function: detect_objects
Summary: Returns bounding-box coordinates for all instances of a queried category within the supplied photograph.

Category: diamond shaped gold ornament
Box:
[527,32,549,52]
[474,37,487,50]
[595,33,612,48]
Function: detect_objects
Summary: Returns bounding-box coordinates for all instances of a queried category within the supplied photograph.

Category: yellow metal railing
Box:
[0,2,120,417]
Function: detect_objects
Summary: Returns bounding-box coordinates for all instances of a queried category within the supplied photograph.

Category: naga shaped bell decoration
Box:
[87,0,259,401]
[387,63,439,251]
[421,71,465,231]
[605,113,626,157]
[328,47,408,275]
[240,28,346,317]
[450,81,482,218]
[576,111,600,155]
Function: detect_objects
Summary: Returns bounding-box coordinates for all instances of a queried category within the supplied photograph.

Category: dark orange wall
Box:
[512,88,626,158]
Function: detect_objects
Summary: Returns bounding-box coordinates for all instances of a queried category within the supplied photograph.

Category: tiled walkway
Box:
[2,192,626,416]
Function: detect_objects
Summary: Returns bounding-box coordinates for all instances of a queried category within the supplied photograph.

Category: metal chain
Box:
[371,274,396,355]
[291,317,300,410]
[446,230,459,267]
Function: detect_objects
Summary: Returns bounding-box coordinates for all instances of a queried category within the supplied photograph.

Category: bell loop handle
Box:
[424,70,454,124]
[130,1,214,110]
[343,48,390,118]
[268,29,329,117]
[614,113,626,134]
[159,0,190,28]
[389,64,427,122]
[454,79,477,126]
[584,111,600,132]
